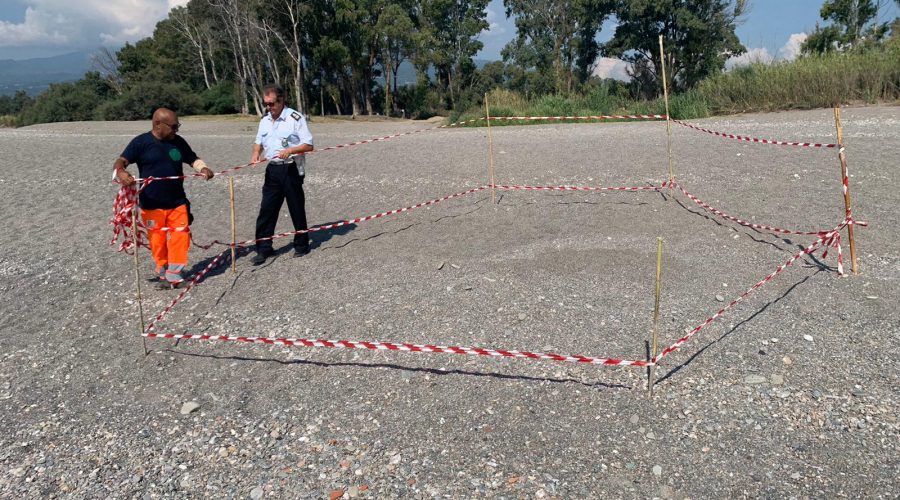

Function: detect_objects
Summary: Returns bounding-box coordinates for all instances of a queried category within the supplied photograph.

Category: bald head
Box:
[151,108,180,140]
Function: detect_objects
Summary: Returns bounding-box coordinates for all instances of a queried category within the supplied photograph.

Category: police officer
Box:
[250,84,314,265]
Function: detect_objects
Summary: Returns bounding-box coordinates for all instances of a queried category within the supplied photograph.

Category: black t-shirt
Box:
[121,132,199,210]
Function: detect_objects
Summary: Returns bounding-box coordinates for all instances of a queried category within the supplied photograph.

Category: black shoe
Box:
[251,252,271,266]
[155,280,183,290]
[293,247,310,258]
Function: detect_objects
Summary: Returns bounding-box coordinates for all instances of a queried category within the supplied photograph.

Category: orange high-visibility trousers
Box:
[141,204,190,283]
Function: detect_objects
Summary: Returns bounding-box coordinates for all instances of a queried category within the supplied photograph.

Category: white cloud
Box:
[592,57,631,81]
[0,0,188,53]
[482,5,507,36]
[726,47,774,69]
[726,32,809,70]
[777,33,807,61]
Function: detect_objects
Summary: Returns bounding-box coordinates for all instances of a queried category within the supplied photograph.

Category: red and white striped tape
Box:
[654,222,846,363]
[109,183,146,253]
[495,184,662,193]
[672,119,837,148]
[144,186,489,328]
[670,181,825,236]
[141,332,653,367]
[138,180,857,371]
[486,115,666,122]
[144,248,230,333]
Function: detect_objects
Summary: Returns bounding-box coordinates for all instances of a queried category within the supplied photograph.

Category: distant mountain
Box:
[0,51,94,96]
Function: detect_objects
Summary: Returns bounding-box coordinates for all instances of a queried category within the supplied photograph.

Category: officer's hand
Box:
[200,167,214,180]
[116,168,135,186]
[277,149,292,160]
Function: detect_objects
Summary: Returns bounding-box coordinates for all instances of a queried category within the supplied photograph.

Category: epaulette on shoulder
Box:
[291,111,301,121]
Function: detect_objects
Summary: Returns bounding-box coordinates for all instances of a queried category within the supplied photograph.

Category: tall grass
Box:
[0,115,20,128]
[696,45,900,113]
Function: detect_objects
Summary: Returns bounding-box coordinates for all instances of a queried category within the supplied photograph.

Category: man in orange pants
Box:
[114,108,214,289]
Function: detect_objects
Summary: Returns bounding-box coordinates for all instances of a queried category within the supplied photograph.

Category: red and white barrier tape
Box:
[486,115,666,122]
[144,248,230,333]
[670,181,825,236]
[654,221,847,363]
[144,186,489,327]
[136,179,860,370]
[672,119,837,148]
[109,183,146,254]
[141,332,653,367]
[495,184,662,192]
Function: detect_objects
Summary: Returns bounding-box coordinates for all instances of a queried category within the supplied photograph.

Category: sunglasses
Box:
[263,100,281,107]
[165,122,180,130]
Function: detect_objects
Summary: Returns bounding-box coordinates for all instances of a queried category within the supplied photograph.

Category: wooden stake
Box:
[833,107,858,274]
[485,93,497,204]
[229,176,237,273]
[658,35,675,188]
[649,237,663,398]
[131,197,148,356]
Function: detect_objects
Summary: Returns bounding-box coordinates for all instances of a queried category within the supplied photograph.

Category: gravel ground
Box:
[1,106,898,498]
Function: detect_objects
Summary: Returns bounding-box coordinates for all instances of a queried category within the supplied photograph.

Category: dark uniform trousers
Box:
[255,160,309,254]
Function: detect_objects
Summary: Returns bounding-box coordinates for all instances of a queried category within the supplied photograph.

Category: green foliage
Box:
[802,0,889,54]
[95,81,200,121]
[20,72,114,125]
[200,82,239,115]
[666,90,710,119]
[502,0,614,93]
[695,47,900,113]
[0,91,33,116]
[604,0,746,95]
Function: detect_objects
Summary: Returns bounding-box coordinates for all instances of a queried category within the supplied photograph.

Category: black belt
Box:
[268,158,296,166]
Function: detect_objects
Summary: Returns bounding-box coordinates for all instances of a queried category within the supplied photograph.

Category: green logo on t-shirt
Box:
[169,148,182,162]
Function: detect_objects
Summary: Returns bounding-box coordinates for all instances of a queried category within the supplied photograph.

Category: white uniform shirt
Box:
[255,106,314,162]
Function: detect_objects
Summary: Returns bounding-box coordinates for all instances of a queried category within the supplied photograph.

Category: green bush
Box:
[21,82,108,125]
[199,81,239,115]
[96,81,200,120]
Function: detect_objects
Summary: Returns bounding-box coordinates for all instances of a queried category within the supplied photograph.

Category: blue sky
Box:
[0,0,898,61]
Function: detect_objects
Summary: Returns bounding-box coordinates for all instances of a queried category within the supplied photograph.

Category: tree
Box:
[262,0,315,114]
[420,0,489,108]
[170,4,223,90]
[21,73,114,125]
[0,91,32,116]
[502,0,613,94]
[376,3,416,115]
[603,0,746,97]
[802,0,891,53]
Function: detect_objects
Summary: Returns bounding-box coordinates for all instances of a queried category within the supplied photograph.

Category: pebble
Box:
[770,374,784,385]
[250,487,264,500]
[803,335,814,342]
[715,295,725,302]
[629,415,639,425]
[652,465,662,477]
[744,375,766,385]
[180,402,201,415]
[782,356,793,366]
